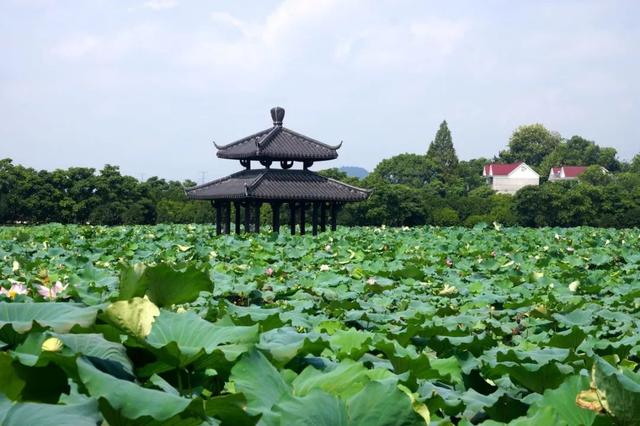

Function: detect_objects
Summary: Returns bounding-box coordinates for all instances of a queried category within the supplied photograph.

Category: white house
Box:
[549,165,606,181]
[483,162,539,194]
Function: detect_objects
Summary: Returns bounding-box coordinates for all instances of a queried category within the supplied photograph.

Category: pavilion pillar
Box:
[244,202,251,233]
[289,202,296,235]
[330,202,337,231]
[255,202,261,233]
[300,202,306,235]
[312,202,319,236]
[320,202,327,232]
[272,202,281,233]
[234,202,241,234]
[214,202,222,235]
[224,201,231,234]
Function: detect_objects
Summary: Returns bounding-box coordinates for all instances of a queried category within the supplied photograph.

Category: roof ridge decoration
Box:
[256,126,282,154]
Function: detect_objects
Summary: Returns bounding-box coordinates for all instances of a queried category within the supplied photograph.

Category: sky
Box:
[1,0,638,182]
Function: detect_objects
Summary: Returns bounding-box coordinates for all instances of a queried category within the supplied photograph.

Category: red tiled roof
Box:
[483,162,523,176]
[561,166,587,178]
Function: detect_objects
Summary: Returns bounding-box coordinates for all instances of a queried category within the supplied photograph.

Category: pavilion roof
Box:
[186,169,371,202]
[214,107,341,162]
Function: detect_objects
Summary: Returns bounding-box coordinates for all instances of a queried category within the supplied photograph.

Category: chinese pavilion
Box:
[186,107,371,235]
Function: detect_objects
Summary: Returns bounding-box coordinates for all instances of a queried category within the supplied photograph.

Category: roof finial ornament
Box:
[270,106,285,126]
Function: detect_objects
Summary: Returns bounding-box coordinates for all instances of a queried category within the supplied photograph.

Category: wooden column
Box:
[234,202,241,234]
[300,202,306,235]
[244,202,251,233]
[255,202,261,233]
[272,202,281,233]
[289,202,296,235]
[214,202,222,235]
[330,202,337,231]
[312,202,319,236]
[320,202,327,232]
[224,201,231,234]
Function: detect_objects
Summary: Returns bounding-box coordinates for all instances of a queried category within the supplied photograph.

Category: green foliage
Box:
[0,115,638,230]
[591,356,640,425]
[1,224,639,424]
[500,124,562,169]
[369,154,439,188]
[427,120,458,170]
[0,159,207,225]
[431,207,460,226]
[514,171,640,227]
[118,263,212,307]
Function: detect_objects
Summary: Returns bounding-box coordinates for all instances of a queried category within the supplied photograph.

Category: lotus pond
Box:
[0,224,639,425]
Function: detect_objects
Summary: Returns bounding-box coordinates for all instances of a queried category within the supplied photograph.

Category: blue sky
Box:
[1,0,638,182]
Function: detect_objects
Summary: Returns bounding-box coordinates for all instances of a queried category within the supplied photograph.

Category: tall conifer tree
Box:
[427,120,458,169]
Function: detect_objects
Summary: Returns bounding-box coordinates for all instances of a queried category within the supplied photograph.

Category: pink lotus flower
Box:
[445,258,453,267]
[491,251,496,257]
[265,267,274,277]
[37,281,68,300]
[0,281,28,300]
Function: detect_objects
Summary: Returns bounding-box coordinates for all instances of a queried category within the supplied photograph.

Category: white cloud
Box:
[143,0,177,11]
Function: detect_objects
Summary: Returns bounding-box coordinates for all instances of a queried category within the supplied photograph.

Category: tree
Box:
[368,154,439,188]
[579,165,612,186]
[630,154,640,174]
[357,183,427,226]
[597,147,620,171]
[457,158,489,193]
[427,121,458,170]
[500,124,561,169]
[431,207,460,226]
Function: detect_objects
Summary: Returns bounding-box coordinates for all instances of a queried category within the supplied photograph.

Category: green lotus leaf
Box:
[593,356,640,425]
[118,263,212,307]
[76,357,196,422]
[347,380,427,425]
[204,393,260,425]
[56,333,134,377]
[527,374,596,426]
[145,310,258,367]
[257,327,328,365]
[0,302,98,334]
[0,396,100,426]
[329,328,373,359]
[270,389,348,426]
[104,296,160,339]
[292,359,394,399]
[0,352,25,400]
[229,349,291,414]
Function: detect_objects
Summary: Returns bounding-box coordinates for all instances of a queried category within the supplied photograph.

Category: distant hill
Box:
[339,166,369,179]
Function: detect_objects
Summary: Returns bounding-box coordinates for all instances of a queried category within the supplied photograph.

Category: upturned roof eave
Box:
[185,168,370,202]
[215,151,339,161]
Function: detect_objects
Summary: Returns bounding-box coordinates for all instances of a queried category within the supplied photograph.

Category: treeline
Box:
[1,122,639,228]
[0,160,213,225]
[325,122,640,228]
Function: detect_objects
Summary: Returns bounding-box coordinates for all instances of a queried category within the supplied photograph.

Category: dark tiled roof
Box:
[186,169,371,202]
[214,107,341,161]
